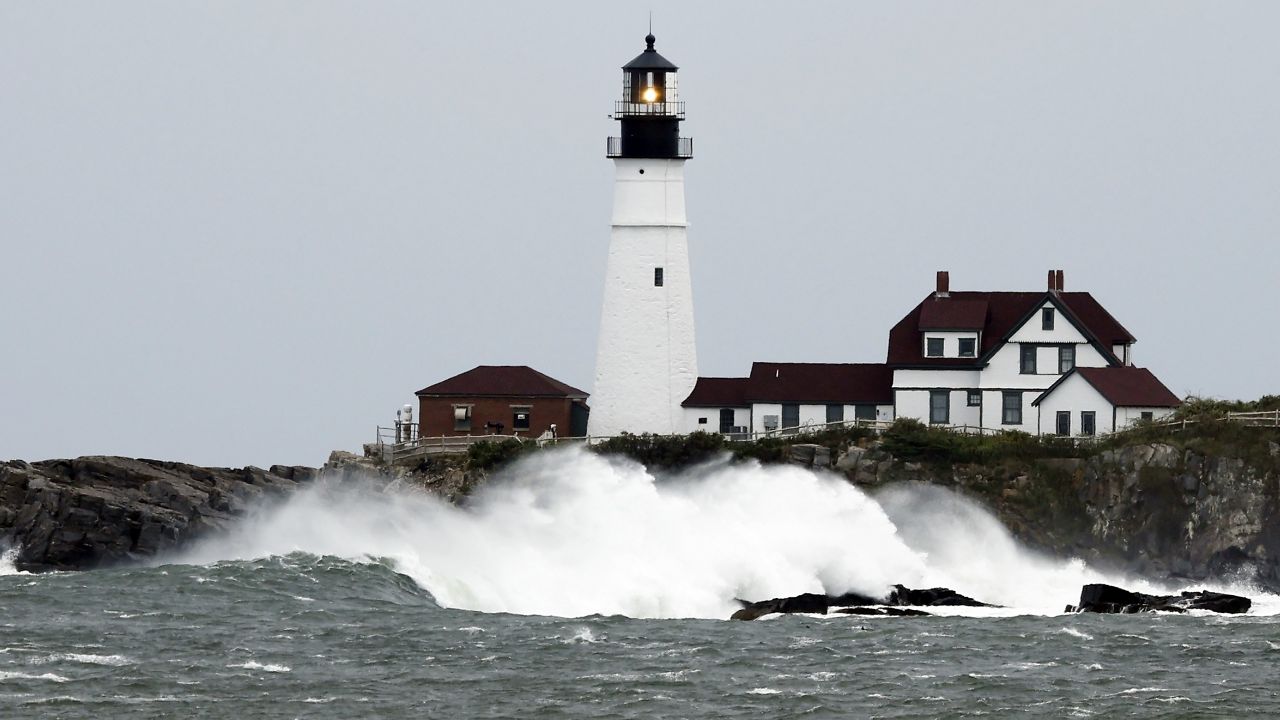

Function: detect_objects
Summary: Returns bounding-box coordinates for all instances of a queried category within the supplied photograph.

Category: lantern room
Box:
[607,33,693,159]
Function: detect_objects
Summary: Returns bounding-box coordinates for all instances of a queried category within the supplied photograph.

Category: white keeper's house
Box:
[683,270,1181,437]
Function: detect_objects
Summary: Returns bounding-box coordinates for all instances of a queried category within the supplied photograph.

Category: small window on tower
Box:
[654,267,664,287]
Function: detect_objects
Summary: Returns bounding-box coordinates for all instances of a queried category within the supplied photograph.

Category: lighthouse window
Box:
[654,268,664,287]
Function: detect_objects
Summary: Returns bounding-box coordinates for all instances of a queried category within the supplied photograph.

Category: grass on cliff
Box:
[1096,395,1280,470]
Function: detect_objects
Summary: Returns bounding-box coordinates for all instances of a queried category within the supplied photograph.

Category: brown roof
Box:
[744,362,894,404]
[682,377,750,407]
[416,366,588,398]
[1071,367,1181,408]
[887,291,1136,367]
[919,299,988,330]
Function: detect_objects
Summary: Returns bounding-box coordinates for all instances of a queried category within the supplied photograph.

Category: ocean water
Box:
[3,448,1277,718]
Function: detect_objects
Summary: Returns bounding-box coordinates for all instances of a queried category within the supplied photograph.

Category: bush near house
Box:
[455,397,1279,474]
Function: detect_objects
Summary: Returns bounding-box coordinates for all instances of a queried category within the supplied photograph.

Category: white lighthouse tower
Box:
[589,33,697,437]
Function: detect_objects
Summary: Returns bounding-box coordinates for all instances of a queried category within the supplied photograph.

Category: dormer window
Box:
[926,338,944,357]
[1042,308,1055,331]
[958,338,976,357]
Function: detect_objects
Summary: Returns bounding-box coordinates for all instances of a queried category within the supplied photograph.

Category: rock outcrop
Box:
[730,585,991,620]
[1067,583,1251,614]
[0,457,315,571]
[837,439,1280,591]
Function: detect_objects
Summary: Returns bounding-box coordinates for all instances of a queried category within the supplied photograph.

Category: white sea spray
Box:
[169,447,1279,619]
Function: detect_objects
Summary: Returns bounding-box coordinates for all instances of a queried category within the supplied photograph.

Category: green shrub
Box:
[465,438,535,471]
[591,431,728,469]
[879,418,1083,464]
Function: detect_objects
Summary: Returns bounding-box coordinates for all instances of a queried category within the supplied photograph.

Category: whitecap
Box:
[0,671,70,683]
[747,687,781,695]
[1057,627,1093,640]
[562,626,600,644]
[33,653,131,667]
[225,661,290,673]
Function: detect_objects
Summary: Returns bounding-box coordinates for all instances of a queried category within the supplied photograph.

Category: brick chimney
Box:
[1056,269,1064,292]
[935,271,950,298]
[1047,269,1057,292]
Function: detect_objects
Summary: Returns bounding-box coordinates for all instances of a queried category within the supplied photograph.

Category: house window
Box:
[926,337,944,357]
[1141,411,1154,423]
[1056,411,1070,436]
[654,267,664,287]
[1081,411,1096,436]
[854,404,877,421]
[719,408,734,434]
[781,404,800,429]
[453,405,472,432]
[1059,345,1076,374]
[1042,308,1055,330]
[958,338,976,357]
[512,406,531,431]
[697,417,707,424]
[967,390,981,407]
[1002,392,1022,425]
[1020,345,1037,374]
[929,391,949,424]
[826,404,844,424]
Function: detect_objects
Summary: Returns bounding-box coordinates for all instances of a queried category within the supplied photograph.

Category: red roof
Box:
[682,377,750,407]
[1071,367,1181,408]
[744,363,894,405]
[887,291,1136,367]
[919,300,988,330]
[416,366,588,398]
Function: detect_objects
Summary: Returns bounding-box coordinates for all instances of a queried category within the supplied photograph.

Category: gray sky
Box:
[3,2,1277,467]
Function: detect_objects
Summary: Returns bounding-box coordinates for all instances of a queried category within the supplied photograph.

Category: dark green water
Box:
[3,555,1278,719]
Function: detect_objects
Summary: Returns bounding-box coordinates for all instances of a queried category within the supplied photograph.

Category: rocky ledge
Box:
[1068,583,1251,614]
[731,585,990,621]
[0,457,315,572]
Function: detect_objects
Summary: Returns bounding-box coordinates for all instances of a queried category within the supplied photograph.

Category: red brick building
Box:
[415,366,590,438]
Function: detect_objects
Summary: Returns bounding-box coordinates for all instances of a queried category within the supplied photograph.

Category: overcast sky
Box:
[3,2,1277,467]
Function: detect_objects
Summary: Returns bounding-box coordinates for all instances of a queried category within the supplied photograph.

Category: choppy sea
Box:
[3,448,1277,717]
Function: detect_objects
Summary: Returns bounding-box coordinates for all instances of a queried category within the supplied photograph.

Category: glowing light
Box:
[642,86,658,103]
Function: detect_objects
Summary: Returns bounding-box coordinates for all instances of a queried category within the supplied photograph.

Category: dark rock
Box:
[828,590,885,607]
[731,585,990,620]
[1070,583,1250,614]
[731,592,829,621]
[1,456,317,572]
[888,584,991,607]
[835,606,931,617]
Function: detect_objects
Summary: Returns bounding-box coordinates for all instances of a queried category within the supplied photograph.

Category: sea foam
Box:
[170,447,1275,619]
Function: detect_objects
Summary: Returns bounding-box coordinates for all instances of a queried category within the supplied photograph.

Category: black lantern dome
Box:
[607,34,692,159]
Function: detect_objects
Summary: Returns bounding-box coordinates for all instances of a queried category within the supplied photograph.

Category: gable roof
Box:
[682,377,750,408]
[887,291,1136,368]
[1033,366,1181,408]
[919,300,988,330]
[416,366,588,399]
[745,363,894,405]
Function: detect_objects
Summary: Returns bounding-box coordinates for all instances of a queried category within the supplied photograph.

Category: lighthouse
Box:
[589,33,697,437]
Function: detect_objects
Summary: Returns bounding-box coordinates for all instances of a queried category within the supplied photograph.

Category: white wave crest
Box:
[170,447,1277,620]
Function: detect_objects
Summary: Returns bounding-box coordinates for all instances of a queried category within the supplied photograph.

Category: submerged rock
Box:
[1067,583,1251,614]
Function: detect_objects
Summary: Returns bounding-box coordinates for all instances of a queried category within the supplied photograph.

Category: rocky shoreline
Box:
[3,431,1279,597]
[0,457,315,572]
